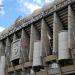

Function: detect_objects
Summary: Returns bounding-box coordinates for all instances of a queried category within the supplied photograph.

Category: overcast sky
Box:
[0,0,54,32]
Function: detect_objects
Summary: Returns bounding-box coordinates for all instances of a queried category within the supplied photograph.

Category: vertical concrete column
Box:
[0,41,2,57]
[29,25,40,61]
[68,5,75,49]
[0,41,5,75]
[0,56,5,75]
[13,33,17,42]
[0,41,5,56]
[41,19,51,57]
[11,33,17,64]
[5,38,10,75]
[68,5,75,64]
[21,29,30,63]
[5,37,11,67]
[53,12,63,55]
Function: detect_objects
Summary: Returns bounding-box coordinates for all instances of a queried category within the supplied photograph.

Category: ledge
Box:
[15,65,22,71]
[24,62,32,68]
[71,49,75,54]
[44,55,57,62]
[7,60,75,73]
[36,70,48,75]
[62,65,75,73]
[7,67,14,73]
[7,62,32,73]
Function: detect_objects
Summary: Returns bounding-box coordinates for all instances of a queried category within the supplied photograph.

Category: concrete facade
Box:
[0,0,75,75]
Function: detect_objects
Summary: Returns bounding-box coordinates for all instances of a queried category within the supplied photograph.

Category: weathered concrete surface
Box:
[41,19,51,57]
[0,56,5,75]
[68,5,75,49]
[53,12,63,55]
[20,29,30,63]
[0,41,5,56]
[68,6,75,64]
[29,25,40,61]
[5,37,11,66]
[13,33,17,42]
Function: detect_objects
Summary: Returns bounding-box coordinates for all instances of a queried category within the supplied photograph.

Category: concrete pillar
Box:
[0,56,5,75]
[0,41,5,56]
[68,5,75,65]
[10,33,17,65]
[5,38,11,75]
[13,33,17,42]
[0,39,10,75]
[5,37,11,67]
[68,5,75,49]
[53,12,63,55]
[41,19,51,57]
[0,41,2,57]
[29,25,40,61]
[21,29,30,63]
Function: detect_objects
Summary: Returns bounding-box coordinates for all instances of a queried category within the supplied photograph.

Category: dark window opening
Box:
[59,59,73,67]
[12,59,19,66]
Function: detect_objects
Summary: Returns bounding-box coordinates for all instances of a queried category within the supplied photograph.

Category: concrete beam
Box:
[13,33,17,42]
[0,41,5,56]
[29,25,40,61]
[68,5,75,65]
[5,37,11,66]
[44,55,56,62]
[61,65,75,73]
[41,19,51,57]
[68,5,75,49]
[53,12,63,55]
[20,29,30,63]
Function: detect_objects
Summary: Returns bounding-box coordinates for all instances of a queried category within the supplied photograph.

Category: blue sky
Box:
[0,0,54,32]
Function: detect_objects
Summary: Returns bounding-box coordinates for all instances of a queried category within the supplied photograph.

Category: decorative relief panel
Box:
[10,39,21,61]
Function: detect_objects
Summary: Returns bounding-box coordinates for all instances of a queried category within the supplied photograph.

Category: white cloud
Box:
[0,0,3,5]
[0,26,5,32]
[0,0,5,15]
[45,0,54,3]
[17,0,54,14]
[33,0,42,5]
[17,0,41,14]
[0,7,5,15]
[24,2,41,13]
